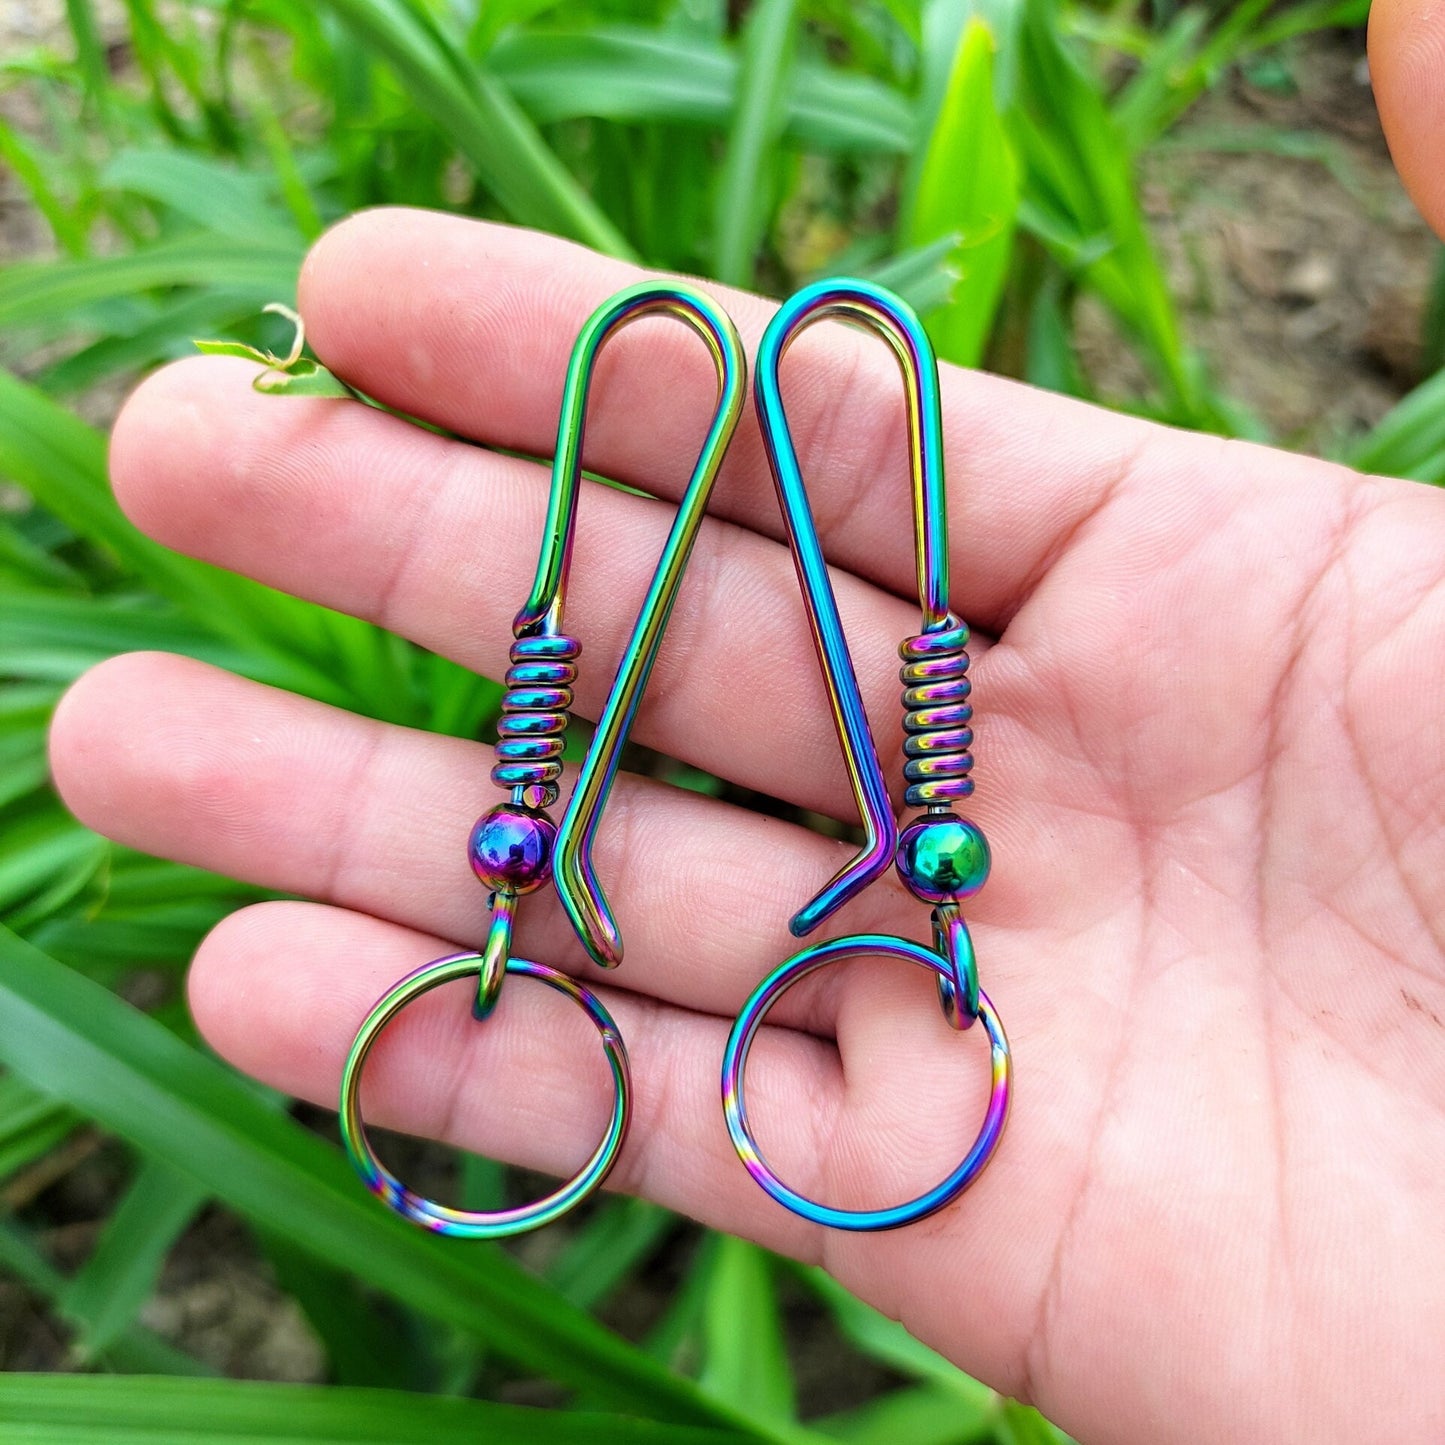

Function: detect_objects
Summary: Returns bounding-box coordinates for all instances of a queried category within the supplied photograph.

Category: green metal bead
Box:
[895,814,991,904]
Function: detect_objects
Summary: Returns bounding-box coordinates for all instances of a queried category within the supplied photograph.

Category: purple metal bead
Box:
[468,804,556,895]
[895,814,990,904]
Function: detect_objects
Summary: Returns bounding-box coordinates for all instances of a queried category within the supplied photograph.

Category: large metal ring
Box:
[340,951,631,1238]
[721,933,1009,1232]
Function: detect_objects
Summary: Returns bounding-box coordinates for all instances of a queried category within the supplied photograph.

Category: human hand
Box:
[49,18,1445,1445]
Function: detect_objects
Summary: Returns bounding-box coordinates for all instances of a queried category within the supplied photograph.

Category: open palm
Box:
[48,199,1445,1444]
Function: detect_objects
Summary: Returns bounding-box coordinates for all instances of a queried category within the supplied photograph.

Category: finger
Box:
[297,209,1168,631]
[49,652,1054,1025]
[191,897,1047,1393]
[1370,0,1445,237]
[108,356,957,825]
[195,898,828,1259]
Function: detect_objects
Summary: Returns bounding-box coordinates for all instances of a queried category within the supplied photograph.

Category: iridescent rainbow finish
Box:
[340,281,745,1238]
[340,953,630,1238]
[721,277,1011,1232]
[722,938,1009,1232]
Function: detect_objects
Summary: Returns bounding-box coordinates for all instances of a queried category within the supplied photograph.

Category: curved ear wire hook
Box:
[723,280,1002,1232]
[516,281,746,969]
[754,277,952,937]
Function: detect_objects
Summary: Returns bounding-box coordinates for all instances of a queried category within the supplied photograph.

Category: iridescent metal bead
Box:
[468,803,556,895]
[895,814,990,904]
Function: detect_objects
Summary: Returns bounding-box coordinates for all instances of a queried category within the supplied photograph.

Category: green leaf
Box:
[1348,366,1445,485]
[259,1231,425,1389]
[0,925,768,1435]
[64,0,111,109]
[547,1197,678,1310]
[0,1073,80,1182]
[0,117,86,258]
[101,149,303,242]
[489,28,913,153]
[0,806,108,928]
[1025,276,1088,398]
[860,236,966,319]
[61,1158,209,1361]
[0,517,79,590]
[40,291,273,397]
[902,17,1019,367]
[467,0,568,56]
[644,1231,717,1370]
[795,1266,980,1392]
[713,0,800,285]
[815,1383,997,1444]
[1010,1,1197,419]
[0,589,262,683]
[253,361,355,398]
[0,236,303,334]
[997,1397,1073,1444]
[311,0,635,259]
[0,683,61,812]
[1247,0,1370,47]
[0,1219,212,1377]
[194,340,277,361]
[0,369,411,714]
[698,1238,795,1424]
[0,1374,752,1443]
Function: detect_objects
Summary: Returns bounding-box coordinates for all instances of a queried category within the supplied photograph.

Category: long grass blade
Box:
[698,1238,795,1424]
[60,1158,209,1362]
[0,1374,752,1443]
[901,18,1018,366]
[0,1074,79,1183]
[489,28,913,153]
[0,925,772,1434]
[0,238,303,335]
[64,0,111,110]
[102,149,303,241]
[814,1382,997,1444]
[0,1219,212,1376]
[1347,366,1445,484]
[1011,0,1197,418]
[713,0,800,285]
[311,0,635,258]
[547,1197,677,1310]
[0,370,410,712]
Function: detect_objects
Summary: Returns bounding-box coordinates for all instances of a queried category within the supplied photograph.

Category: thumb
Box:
[1370,0,1445,238]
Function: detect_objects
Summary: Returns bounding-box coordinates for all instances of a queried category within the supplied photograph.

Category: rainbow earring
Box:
[340,281,745,1236]
[721,278,1011,1232]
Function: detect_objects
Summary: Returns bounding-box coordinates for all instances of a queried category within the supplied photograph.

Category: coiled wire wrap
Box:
[489,633,580,808]
[900,615,973,809]
[341,280,745,1241]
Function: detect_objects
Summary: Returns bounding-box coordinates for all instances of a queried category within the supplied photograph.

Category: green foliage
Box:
[901,17,1019,367]
[0,1373,750,1443]
[0,0,1428,1439]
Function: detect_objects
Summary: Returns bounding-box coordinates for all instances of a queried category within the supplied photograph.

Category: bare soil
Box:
[1082,34,1438,451]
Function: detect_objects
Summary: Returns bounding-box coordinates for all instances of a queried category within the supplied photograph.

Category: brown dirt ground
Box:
[1082,32,1439,451]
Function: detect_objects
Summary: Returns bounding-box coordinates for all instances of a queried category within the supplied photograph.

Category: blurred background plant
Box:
[0,0,1440,1440]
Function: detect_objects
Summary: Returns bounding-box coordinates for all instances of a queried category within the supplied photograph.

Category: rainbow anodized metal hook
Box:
[340,280,746,1237]
[721,277,1011,1232]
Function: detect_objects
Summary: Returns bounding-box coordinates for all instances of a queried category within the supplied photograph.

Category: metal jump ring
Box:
[339,951,631,1238]
[721,934,1009,1232]
[932,905,980,1030]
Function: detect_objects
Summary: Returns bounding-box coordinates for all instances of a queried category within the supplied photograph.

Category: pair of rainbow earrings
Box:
[339,278,1010,1237]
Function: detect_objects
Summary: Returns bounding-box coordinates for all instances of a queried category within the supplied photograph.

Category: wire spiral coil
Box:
[490,632,580,807]
[723,277,1009,1234]
[899,615,973,809]
[341,279,746,1240]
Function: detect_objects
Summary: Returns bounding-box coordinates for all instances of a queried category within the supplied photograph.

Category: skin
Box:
[46,18,1445,1444]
